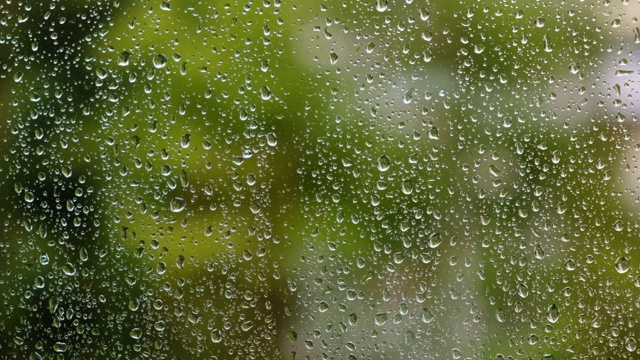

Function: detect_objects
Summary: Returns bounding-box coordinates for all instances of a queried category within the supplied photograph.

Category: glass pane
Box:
[1,0,639,358]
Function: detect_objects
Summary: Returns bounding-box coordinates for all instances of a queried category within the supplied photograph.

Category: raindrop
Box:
[376,155,392,172]
[53,342,68,353]
[319,301,329,312]
[260,86,272,100]
[546,304,560,323]
[266,133,278,146]
[210,329,223,343]
[153,54,168,69]
[626,337,637,352]
[170,197,186,213]
[376,0,388,12]
[329,52,339,65]
[614,220,625,232]
[375,312,387,326]
[428,233,442,248]
[615,256,630,274]
[130,328,142,340]
[118,51,131,66]
[517,283,529,298]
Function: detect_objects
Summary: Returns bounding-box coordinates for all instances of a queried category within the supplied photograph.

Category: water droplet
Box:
[376,0,388,12]
[153,54,168,69]
[170,197,186,212]
[614,220,625,231]
[428,233,442,248]
[542,35,553,52]
[118,51,131,66]
[534,244,545,260]
[260,86,272,100]
[419,8,429,21]
[79,247,88,262]
[318,301,329,312]
[329,52,338,65]
[375,312,387,326]
[62,262,76,276]
[546,304,560,323]
[534,17,545,27]
[53,342,68,353]
[366,42,376,53]
[24,191,35,203]
[210,329,223,343]
[428,126,439,140]
[517,283,529,298]
[241,321,253,331]
[496,308,506,322]
[615,256,630,273]
[180,134,191,148]
[401,180,413,195]
[266,133,277,146]
[160,1,171,10]
[405,330,415,345]
[376,155,392,172]
[130,328,142,340]
[403,88,414,104]
[626,337,637,351]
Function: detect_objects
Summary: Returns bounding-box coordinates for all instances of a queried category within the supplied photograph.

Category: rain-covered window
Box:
[2,0,640,358]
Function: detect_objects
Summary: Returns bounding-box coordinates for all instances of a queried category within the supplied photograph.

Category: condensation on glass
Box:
[1,0,640,359]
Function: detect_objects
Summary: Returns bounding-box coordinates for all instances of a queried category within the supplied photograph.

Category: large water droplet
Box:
[375,312,388,326]
[260,86,272,100]
[210,329,223,343]
[153,54,168,69]
[546,304,560,323]
[170,197,186,212]
[626,337,637,351]
[615,256,630,273]
[376,155,391,172]
[376,0,389,12]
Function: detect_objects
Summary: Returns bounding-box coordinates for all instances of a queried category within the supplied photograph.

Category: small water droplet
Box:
[160,1,171,10]
[534,17,545,27]
[534,244,545,260]
[614,220,625,231]
[496,308,506,322]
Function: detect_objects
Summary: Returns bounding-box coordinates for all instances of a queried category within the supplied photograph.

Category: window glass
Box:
[1,0,640,358]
